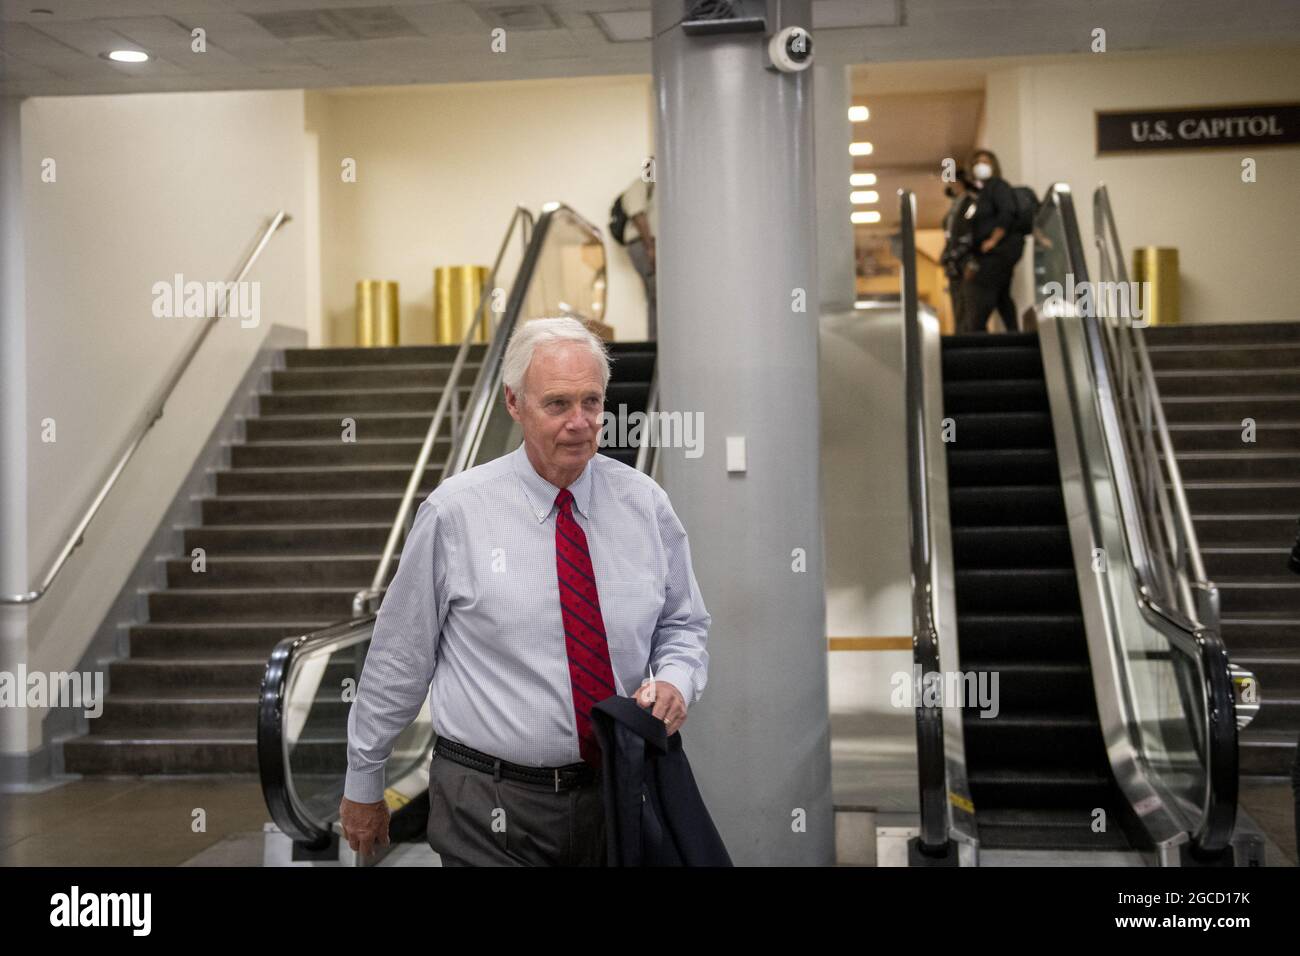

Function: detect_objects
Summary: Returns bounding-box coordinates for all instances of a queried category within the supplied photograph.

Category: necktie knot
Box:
[555,488,574,514]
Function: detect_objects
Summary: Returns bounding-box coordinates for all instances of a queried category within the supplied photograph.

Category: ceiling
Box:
[1,0,1297,97]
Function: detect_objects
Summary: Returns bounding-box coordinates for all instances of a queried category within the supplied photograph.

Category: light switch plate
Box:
[726,435,746,473]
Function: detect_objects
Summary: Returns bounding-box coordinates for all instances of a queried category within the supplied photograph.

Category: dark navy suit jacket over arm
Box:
[591,695,733,867]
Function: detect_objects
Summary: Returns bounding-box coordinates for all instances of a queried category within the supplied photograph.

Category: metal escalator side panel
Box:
[900,188,977,864]
[1037,312,1189,863]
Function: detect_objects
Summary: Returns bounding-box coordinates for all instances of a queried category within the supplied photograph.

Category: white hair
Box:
[501,317,611,399]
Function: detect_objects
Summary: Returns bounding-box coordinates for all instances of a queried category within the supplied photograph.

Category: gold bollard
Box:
[356,280,400,346]
[435,266,490,345]
[1132,247,1180,326]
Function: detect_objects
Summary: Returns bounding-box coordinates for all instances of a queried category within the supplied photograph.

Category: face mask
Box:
[973,162,993,181]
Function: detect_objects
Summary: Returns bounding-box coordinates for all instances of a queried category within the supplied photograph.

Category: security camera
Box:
[768,26,812,72]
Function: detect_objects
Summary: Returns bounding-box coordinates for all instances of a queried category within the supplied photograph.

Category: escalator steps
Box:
[941,333,1134,852]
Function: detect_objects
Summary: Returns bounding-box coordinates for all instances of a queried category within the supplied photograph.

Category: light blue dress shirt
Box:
[344,441,711,803]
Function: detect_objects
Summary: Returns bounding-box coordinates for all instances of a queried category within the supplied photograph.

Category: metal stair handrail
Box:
[2,211,292,605]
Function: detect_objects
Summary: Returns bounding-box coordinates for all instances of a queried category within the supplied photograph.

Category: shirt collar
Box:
[511,441,594,523]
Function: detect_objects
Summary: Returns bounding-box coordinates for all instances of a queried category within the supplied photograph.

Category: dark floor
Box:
[1,774,1294,866]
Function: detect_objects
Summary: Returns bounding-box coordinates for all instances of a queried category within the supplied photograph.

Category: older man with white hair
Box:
[339,317,711,866]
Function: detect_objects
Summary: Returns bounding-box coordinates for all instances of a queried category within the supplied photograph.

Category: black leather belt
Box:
[434,735,597,793]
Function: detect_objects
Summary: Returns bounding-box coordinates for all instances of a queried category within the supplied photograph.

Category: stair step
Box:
[946,412,1053,449]
[258,387,460,416]
[976,807,1132,850]
[245,410,468,441]
[127,621,337,658]
[162,554,388,588]
[230,438,434,468]
[1144,322,1300,346]
[146,587,357,622]
[955,614,1090,661]
[1170,451,1300,481]
[947,449,1059,486]
[182,523,393,555]
[62,733,346,774]
[1216,581,1300,614]
[951,526,1073,568]
[1201,547,1295,577]
[956,666,1096,712]
[271,365,481,392]
[281,344,487,367]
[1182,481,1300,513]
[1162,396,1300,425]
[1168,422,1300,452]
[1190,514,1298,546]
[1238,729,1298,777]
[955,568,1081,613]
[967,768,1116,809]
[1146,343,1300,371]
[199,493,406,525]
[942,378,1049,414]
[87,693,347,733]
[949,486,1066,526]
[1157,368,1300,397]
[942,346,1044,381]
[213,464,441,496]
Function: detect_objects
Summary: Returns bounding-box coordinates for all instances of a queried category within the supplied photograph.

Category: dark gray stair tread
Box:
[1144,322,1300,345]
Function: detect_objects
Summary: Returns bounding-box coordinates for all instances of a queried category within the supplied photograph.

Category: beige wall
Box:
[982,46,1300,325]
[313,75,655,345]
[15,90,306,751]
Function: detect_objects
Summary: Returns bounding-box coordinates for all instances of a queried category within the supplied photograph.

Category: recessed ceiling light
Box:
[851,210,882,224]
[848,106,869,122]
[851,190,879,205]
[103,50,149,63]
[850,173,877,187]
[849,141,873,156]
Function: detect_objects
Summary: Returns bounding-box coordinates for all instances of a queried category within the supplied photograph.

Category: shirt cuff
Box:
[344,767,386,805]
[653,662,697,708]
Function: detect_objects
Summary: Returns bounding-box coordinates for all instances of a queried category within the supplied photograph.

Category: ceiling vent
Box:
[473,4,563,31]
[247,6,421,42]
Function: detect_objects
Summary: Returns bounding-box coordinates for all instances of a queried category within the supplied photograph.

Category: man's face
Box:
[505,342,605,482]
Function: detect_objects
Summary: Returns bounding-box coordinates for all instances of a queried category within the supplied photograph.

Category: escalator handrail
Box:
[352,204,535,617]
[448,202,607,477]
[1039,183,1237,856]
[259,201,607,847]
[899,188,950,854]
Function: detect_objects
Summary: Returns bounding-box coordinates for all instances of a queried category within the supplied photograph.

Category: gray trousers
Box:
[426,748,607,866]
[624,237,657,341]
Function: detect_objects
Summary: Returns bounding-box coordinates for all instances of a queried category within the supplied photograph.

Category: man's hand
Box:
[635,680,686,735]
[339,796,391,858]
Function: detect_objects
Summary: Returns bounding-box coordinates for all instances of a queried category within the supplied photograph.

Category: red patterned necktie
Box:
[554,487,617,767]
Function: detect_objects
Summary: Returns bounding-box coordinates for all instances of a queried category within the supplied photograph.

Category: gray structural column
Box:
[1,96,31,766]
[651,0,834,866]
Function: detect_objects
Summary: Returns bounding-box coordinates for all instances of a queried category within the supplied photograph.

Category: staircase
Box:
[1146,321,1300,778]
[943,332,1134,851]
[62,339,657,775]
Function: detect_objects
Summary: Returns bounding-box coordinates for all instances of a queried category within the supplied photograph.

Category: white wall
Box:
[313,75,655,345]
[14,90,306,752]
[982,47,1300,325]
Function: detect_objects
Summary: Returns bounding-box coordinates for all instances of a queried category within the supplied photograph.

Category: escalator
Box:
[258,202,658,858]
[902,185,1252,865]
[943,331,1135,851]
